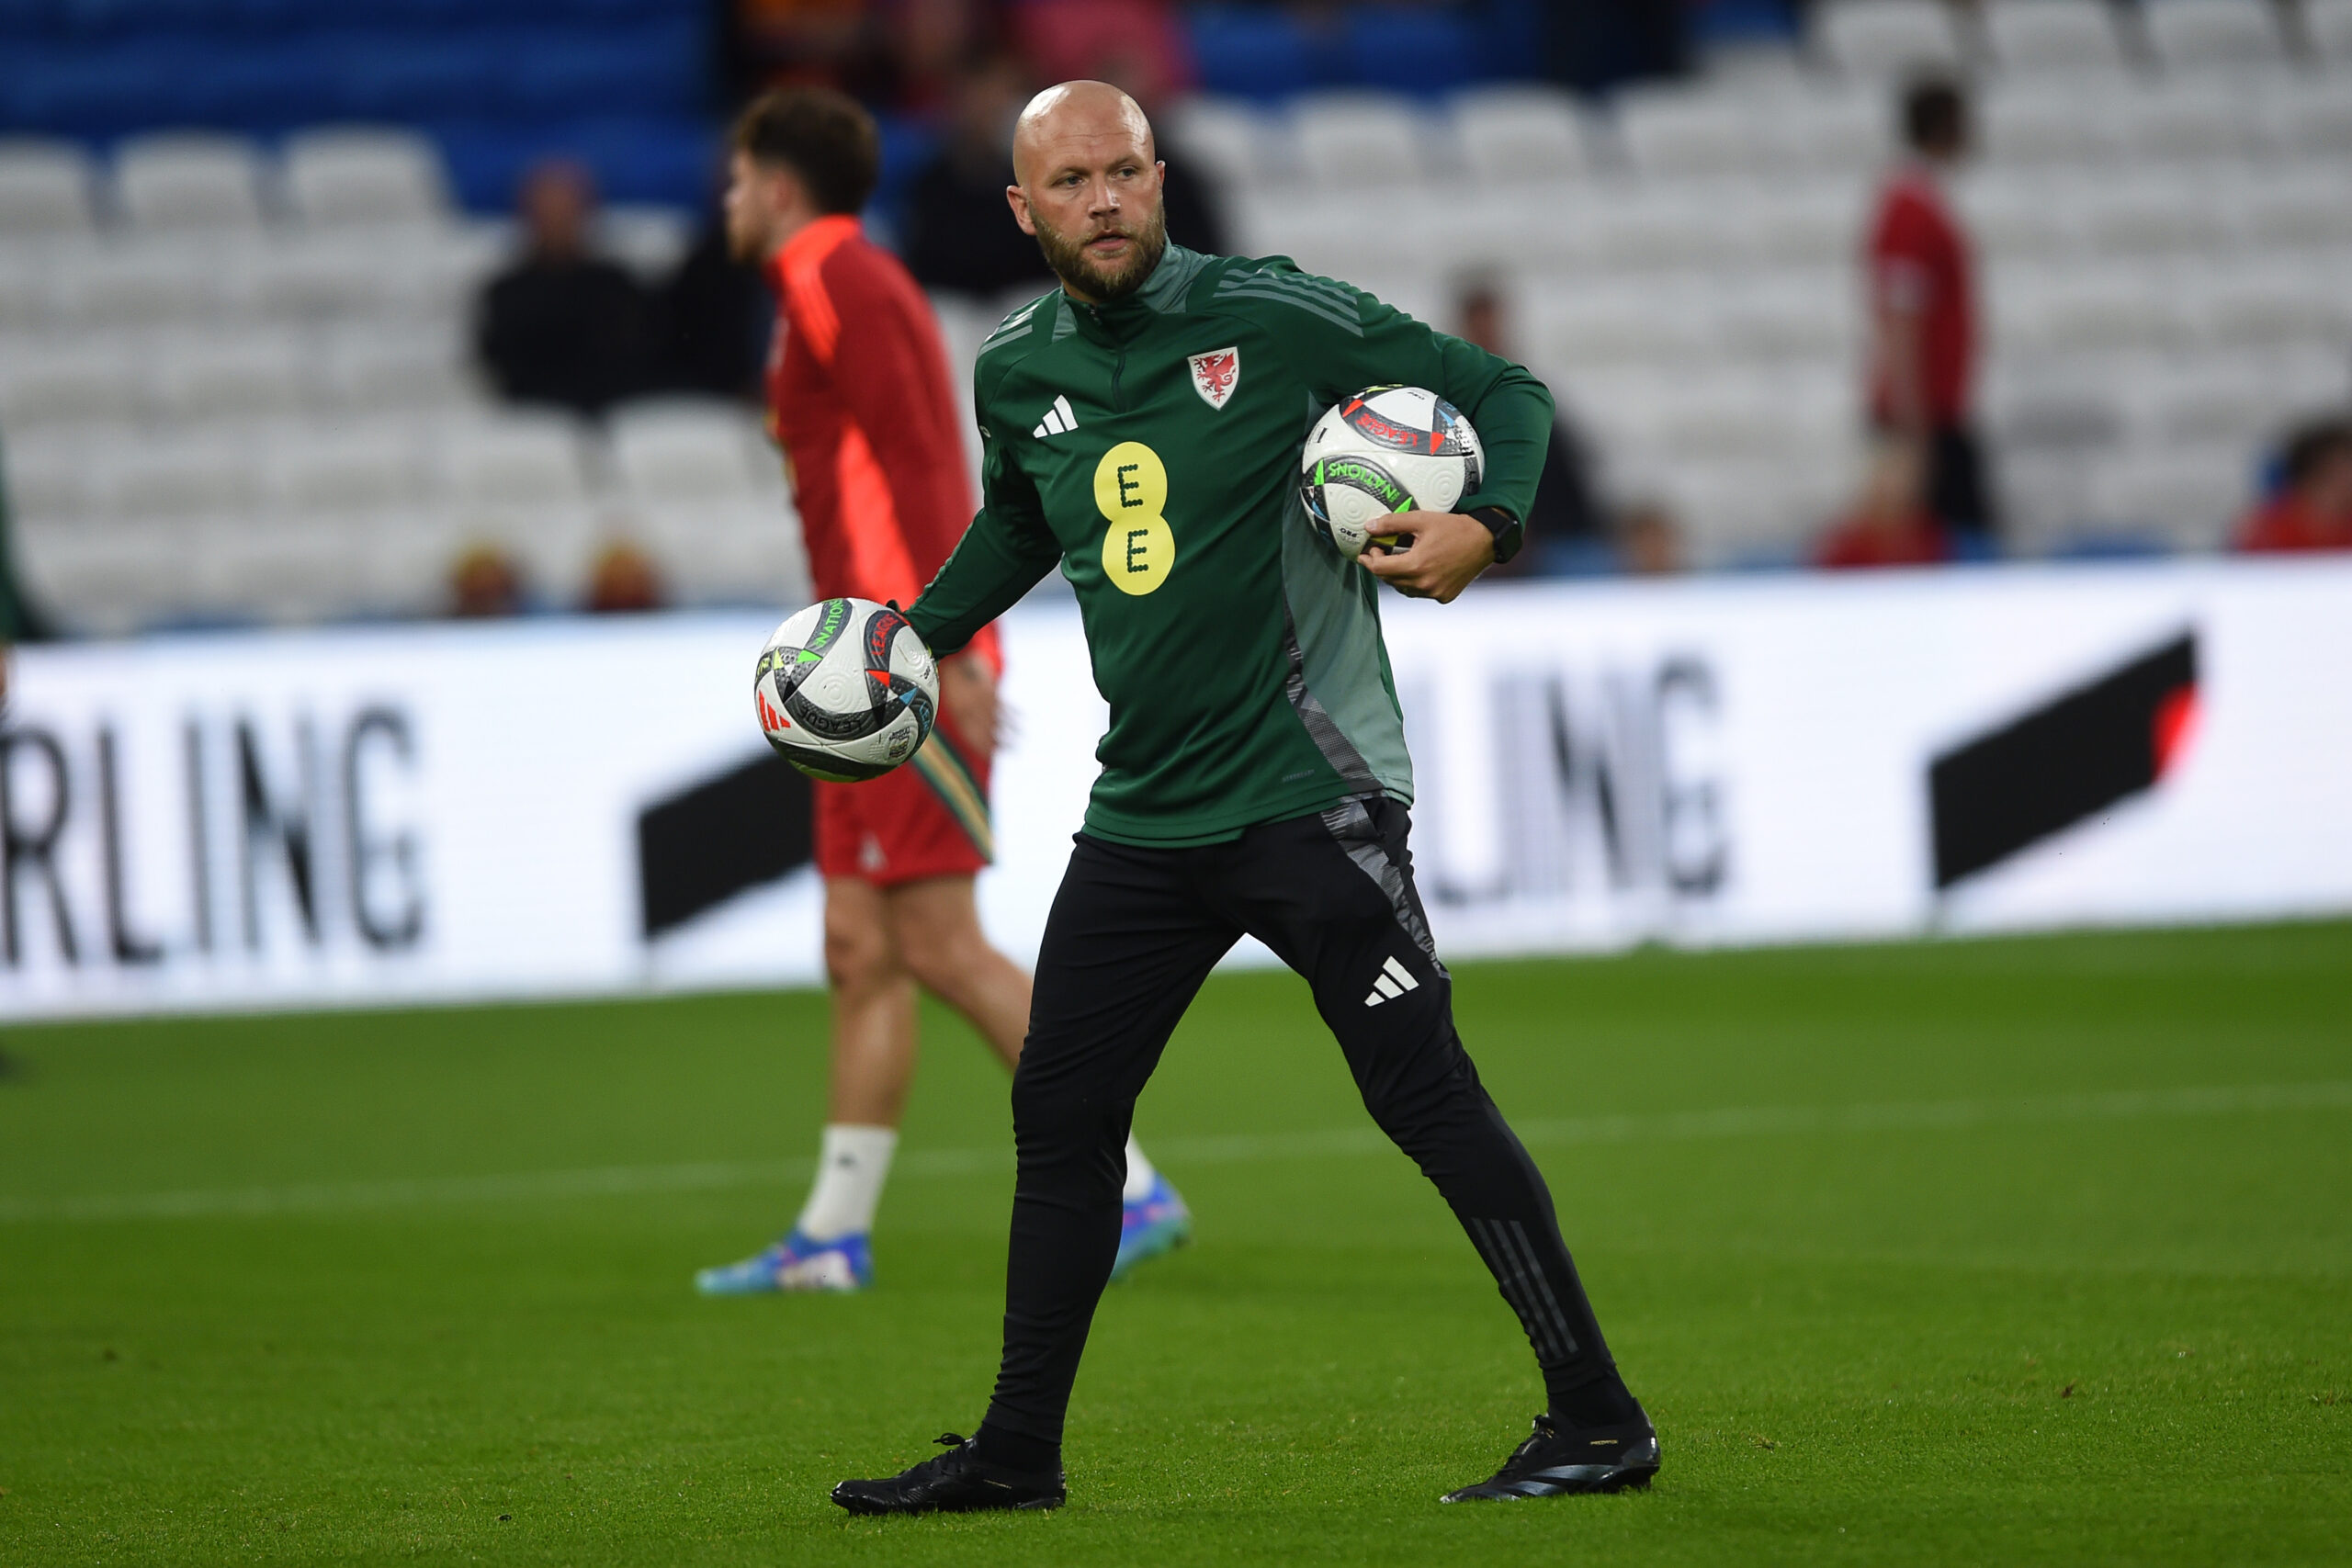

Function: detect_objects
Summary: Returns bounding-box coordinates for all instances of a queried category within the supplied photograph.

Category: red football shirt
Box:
[763,214,1001,672]
[1866,164,1975,428]
[2236,494,2352,553]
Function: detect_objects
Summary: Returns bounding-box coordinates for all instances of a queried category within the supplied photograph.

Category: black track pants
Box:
[981,795,1620,1446]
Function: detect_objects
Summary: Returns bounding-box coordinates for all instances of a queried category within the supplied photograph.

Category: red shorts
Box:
[813,717,993,886]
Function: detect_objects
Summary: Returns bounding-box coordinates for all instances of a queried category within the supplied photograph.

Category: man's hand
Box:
[935,652,1001,757]
[1360,511,1496,604]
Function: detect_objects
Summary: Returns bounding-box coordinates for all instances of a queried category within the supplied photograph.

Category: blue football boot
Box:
[695,1228,873,1294]
[1111,1173,1192,1281]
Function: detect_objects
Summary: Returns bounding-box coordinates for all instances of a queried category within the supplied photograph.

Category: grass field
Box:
[3,921,2348,1566]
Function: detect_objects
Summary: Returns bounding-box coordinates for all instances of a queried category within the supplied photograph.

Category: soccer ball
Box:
[752,597,938,783]
[1298,385,1485,560]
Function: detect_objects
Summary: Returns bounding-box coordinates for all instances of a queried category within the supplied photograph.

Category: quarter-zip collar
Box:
[1064,242,1205,347]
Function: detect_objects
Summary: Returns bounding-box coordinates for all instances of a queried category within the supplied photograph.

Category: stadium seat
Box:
[2308,0,2352,61]
[2188,257,2352,349]
[2086,441,2251,548]
[2077,173,2239,255]
[261,423,429,514]
[149,333,312,423]
[2141,0,2290,70]
[1962,172,2090,256]
[1781,89,1883,174]
[0,252,57,328]
[642,496,809,607]
[607,400,764,505]
[2230,164,2352,249]
[1982,0,2130,75]
[112,131,267,231]
[0,341,141,427]
[2115,83,2270,161]
[2120,359,2282,446]
[1448,85,1593,186]
[54,240,227,323]
[2015,270,2196,354]
[1,436,96,525]
[1978,83,2133,166]
[1615,88,1774,177]
[1582,191,1755,272]
[597,203,693,282]
[2263,83,2352,158]
[1713,276,1855,361]
[1161,96,1289,191]
[281,126,452,226]
[437,410,592,510]
[1289,92,1433,186]
[1340,5,1486,96]
[318,324,482,414]
[1529,279,1715,375]
[93,428,263,519]
[1815,0,1969,76]
[0,138,96,236]
[1186,4,1320,102]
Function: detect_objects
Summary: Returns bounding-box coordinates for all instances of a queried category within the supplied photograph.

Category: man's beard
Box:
[1032,202,1168,303]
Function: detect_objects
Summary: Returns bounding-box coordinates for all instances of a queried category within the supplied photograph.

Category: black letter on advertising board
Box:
[185,720,211,953]
[1657,658,1727,896]
[98,726,161,964]
[0,727,77,965]
[344,707,424,950]
[237,718,318,950]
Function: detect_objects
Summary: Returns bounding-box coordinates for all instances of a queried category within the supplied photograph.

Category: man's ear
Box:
[1005,185,1036,237]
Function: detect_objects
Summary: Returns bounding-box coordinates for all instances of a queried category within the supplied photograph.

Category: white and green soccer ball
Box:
[1298,385,1486,559]
[752,597,937,783]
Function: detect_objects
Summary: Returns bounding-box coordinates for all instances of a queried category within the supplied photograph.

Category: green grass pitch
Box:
[3,920,2348,1566]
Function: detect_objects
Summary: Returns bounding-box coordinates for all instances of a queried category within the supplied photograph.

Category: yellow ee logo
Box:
[1094,441,1174,595]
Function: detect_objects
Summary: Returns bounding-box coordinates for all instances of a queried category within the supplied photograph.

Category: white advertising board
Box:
[1,557,2346,1021]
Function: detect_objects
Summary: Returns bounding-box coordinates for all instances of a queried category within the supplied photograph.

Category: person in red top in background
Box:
[696,88,1184,1297]
[2237,417,2352,554]
[1815,438,1951,569]
[1865,75,1994,548]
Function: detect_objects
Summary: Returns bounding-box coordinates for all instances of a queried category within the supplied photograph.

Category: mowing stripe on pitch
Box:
[5,1080,2348,1224]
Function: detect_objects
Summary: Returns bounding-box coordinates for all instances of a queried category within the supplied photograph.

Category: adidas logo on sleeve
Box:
[1363,954,1421,1008]
[1033,394,1079,439]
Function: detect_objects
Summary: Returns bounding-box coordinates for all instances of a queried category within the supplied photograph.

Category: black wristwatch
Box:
[1465,504,1523,566]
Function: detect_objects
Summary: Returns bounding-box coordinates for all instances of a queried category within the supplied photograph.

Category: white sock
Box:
[796,1124,898,1242]
[1121,1134,1159,1203]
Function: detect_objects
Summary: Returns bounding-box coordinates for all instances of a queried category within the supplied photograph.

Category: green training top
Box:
[907,243,1555,847]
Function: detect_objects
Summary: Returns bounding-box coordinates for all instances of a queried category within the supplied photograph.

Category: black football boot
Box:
[1440,1412,1660,1502]
[831,1433,1066,1515]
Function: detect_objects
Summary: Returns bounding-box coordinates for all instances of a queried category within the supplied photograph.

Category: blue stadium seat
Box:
[437,113,713,212]
[1342,5,1488,95]
[183,40,345,131]
[503,21,703,118]
[1187,5,1319,102]
[6,49,180,135]
[334,35,501,121]
[0,0,64,37]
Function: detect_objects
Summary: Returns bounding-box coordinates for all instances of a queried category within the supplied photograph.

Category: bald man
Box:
[831,81,1655,1513]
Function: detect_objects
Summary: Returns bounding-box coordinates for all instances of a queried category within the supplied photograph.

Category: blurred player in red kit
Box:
[695,88,1187,1294]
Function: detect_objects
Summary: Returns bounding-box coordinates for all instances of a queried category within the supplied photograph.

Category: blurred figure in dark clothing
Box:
[661,207,774,401]
[476,162,659,415]
[900,51,1051,299]
[903,49,1227,301]
[1454,278,1603,576]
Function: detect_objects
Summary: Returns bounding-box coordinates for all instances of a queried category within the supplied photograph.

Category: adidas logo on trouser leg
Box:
[1363,953,1419,1008]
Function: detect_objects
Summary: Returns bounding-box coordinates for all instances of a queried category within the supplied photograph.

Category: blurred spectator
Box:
[586,541,666,612]
[661,204,774,401]
[1453,278,1604,576]
[1863,75,1994,547]
[1815,439,1951,569]
[1012,0,1194,107]
[476,162,660,415]
[449,546,525,618]
[2236,417,2352,554]
[1616,501,1686,576]
[900,51,1054,299]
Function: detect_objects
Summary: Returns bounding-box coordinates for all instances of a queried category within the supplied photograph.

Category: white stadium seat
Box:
[2264,85,2352,158]
[2187,258,2352,349]
[242,233,411,321]
[280,127,452,227]
[2230,166,2352,248]
[2088,441,2253,548]
[1978,85,2133,166]
[1983,0,2129,75]
[2115,85,2271,161]
[1781,90,1884,174]
[1615,89,1772,177]
[55,243,229,325]
[1162,97,1290,190]
[1449,85,1593,185]
[149,334,313,423]
[0,254,58,328]
[1817,0,1969,76]
[318,326,481,414]
[1290,92,1432,186]
[262,425,429,514]
[2308,0,2352,61]
[2142,0,2290,70]
[608,400,766,504]
[643,497,810,607]
[0,343,143,428]
[93,430,262,520]
[112,132,269,232]
[2076,174,2239,256]
[2007,271,2194,355]
[1,436,97,523]
[0,140,98,237]
[437,412,592,508]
